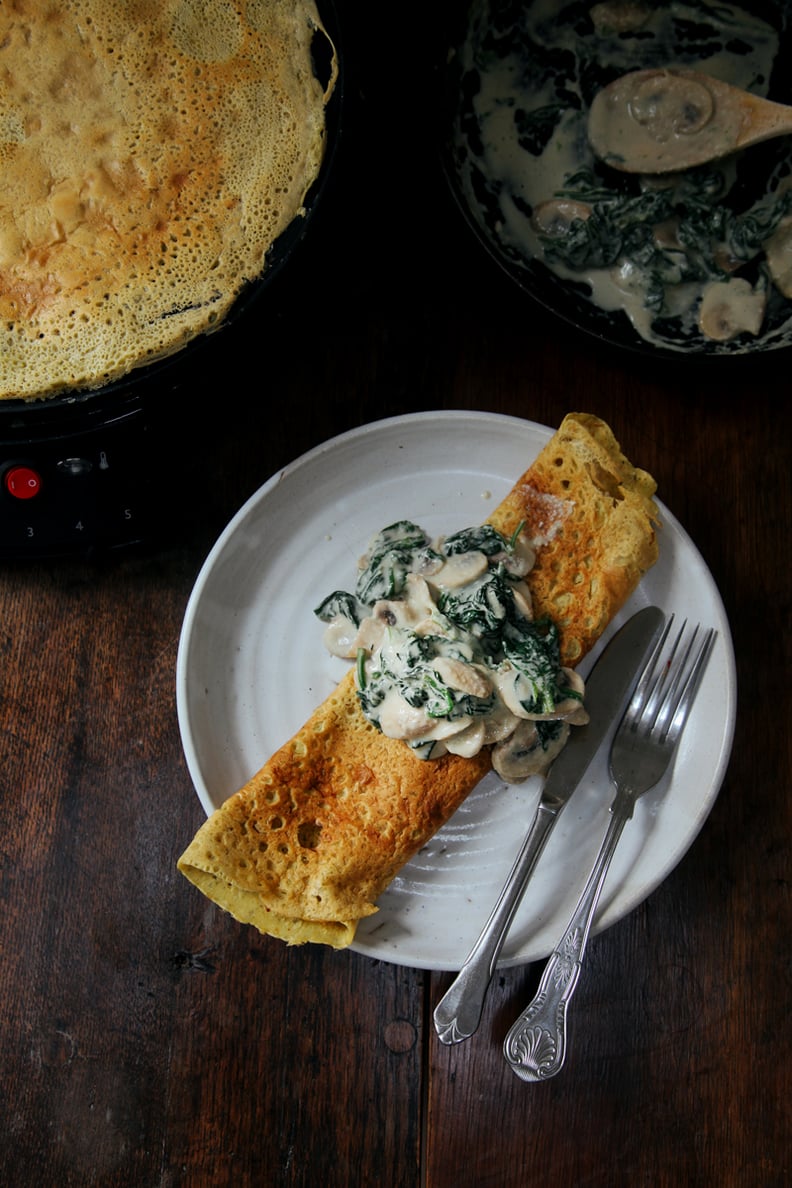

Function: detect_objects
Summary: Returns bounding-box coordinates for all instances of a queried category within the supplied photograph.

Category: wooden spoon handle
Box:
[733,89,792,148]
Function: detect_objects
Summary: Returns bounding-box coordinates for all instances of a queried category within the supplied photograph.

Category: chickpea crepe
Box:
[0,0,336,401]
[177,414,660,950]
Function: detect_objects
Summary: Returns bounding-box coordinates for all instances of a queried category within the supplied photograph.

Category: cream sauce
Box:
[316,521,588,783]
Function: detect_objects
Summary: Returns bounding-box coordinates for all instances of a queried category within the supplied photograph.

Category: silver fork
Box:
[503,616,716,1083]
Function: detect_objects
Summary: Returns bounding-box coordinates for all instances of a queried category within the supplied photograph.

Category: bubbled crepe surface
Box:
[179,668,493,948]
[0,0,334,402]
[488,412,660,666]
[178,413,661,948]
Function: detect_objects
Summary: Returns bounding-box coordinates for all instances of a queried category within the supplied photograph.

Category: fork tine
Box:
[625,616,716,745]
[651,619,698,737]
[662,625,716,745]
[641,616,683,730]
[624,613,674,726]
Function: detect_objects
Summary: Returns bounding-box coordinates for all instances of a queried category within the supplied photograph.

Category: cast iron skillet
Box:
[0,5,342,426]
[441,0,792,359]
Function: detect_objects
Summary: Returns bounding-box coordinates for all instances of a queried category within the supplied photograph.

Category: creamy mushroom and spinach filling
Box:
[450,0,792,352]
[315,521,587,783]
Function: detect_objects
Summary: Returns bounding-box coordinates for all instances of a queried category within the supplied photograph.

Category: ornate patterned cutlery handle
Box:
[503,809,627,1081]
[433,801,560,1044]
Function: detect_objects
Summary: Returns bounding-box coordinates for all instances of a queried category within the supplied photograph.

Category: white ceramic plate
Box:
[176,411,736,970]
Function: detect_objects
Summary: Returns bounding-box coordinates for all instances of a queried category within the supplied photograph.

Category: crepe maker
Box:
[0,6,341,561]
[0,377,174,559]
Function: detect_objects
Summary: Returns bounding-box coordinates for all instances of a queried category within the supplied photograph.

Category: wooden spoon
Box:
[588,67,792,173]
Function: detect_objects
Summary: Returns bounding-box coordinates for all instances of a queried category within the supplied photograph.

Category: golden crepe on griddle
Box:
[177,413,660,948]
[0,1,335,402]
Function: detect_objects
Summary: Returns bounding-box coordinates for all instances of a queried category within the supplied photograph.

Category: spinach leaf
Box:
[502,617,563,715]
[438,567,514,654]
[442,524,510,557]
[515,103,566,156]
[536,165,792,318]
[314,590,360,625]
[355,521,438,605]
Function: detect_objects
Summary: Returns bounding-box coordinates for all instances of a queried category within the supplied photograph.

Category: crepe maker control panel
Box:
[0,401,158,558]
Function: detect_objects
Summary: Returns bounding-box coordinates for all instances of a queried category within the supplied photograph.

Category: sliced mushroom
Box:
[378,690,476,746]
[402,573,438,618]
[431,550,488,590]
[493,534,536,578]
[481,707,524,745]
[492,720,539,782]
[698,278,766,342]
[444,719,487,758]
[510,580,533,621]
[364,574,436,636]
[536,668,588,723]
[322,615,360,659]
[354,615,388,654]
[402,574,445,636]
[413,551,444,578]
[493,662,552,720]
[377,695,432,740]
[532,198,592,239]
[652,218,683,252]
[712,243,745,275]
[532,722,571,774]
[493,664,587,722]
[562,703,589,726]
[494,663,534,719]
[431,656,492,699]
[492,720,571,783]
[590,1,652,34]
[765,214,792,297]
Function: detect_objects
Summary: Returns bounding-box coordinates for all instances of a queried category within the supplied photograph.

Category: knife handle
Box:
[502,808,628,1080]
[433,802,559,1045]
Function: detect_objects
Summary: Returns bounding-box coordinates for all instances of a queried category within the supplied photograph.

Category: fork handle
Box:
[433,801,560,1045]
[503,808,628,1081]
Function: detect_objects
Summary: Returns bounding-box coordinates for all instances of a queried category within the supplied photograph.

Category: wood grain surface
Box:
[1,5,790,1186]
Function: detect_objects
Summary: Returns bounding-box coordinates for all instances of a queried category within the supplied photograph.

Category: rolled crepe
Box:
[177,413,660,947]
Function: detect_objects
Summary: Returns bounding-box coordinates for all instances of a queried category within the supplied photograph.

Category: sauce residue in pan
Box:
[450,0,792,353]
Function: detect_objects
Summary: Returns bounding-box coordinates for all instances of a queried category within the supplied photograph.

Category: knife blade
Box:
[433,604,666,1045]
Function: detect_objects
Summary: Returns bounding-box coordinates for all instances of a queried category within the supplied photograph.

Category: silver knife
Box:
[433,604,666,1045]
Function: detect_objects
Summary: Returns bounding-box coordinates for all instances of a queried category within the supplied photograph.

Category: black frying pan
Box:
[441,0,792,360]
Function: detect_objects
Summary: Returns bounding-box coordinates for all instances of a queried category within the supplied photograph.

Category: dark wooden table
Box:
[2,7,790,1186]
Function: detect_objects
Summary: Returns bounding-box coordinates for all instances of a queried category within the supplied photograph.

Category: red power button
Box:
[4,465,43,500]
